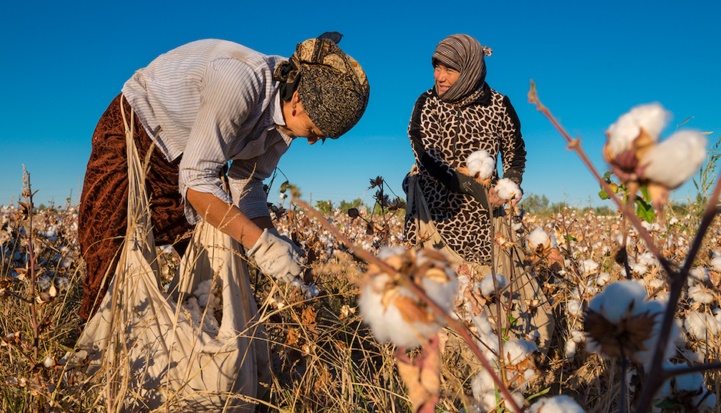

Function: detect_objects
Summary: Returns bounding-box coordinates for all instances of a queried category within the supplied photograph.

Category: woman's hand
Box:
[247,228,305,283]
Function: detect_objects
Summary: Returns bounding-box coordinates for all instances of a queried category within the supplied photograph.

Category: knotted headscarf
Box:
[273,34,370,138]
[431,34,493,103]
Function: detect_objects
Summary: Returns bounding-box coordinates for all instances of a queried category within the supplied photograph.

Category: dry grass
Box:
[1,199,720,412]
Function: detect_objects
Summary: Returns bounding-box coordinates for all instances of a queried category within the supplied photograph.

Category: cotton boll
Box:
[466,150,495,180]
[570,329,586,343]
[43,356,56,369]
[528,395,586,413]
[502,339,537,365]
[565,340,577,360]
[688,267,710,285]
[640,131,707,189]
[647,277,665,291]
[470,310,495,338]
[687,284,714,304]
[580,259,599,275]
[480,273,508,297]
[359,247,457,348]
[632,263,648,275]
[606,103,669,156]
[471,368,496,400]
[567,299,584,318]
[711,256,721,272]
[527,227,549,250]
[495,178,522,201]
[359,276,430,348]
[587,280,647,324]
[596,272,611,286]
[684,311,718,340]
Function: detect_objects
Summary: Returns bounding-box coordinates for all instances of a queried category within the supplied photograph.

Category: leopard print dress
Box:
[403,84,526,264]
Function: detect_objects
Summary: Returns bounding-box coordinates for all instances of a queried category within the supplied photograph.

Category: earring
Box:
[292,109,296,116]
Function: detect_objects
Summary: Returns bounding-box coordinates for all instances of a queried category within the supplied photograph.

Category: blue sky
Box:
[2,0,720,210]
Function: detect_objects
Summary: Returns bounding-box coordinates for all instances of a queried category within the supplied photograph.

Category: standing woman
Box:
[402,34,553,355]
[403,33,525,266]
[78,33,370,319]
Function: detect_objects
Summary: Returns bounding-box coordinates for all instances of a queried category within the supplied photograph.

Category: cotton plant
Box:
[651,362,718,413]
[358,246,458,348]
[465,150,495,185]
[469,338,538,412]
[584,280,678,368]
[604,102,708,209]
[479,272,508,298]
[525,227,564,270]
[527,395,586,413]
[495,178,522,202]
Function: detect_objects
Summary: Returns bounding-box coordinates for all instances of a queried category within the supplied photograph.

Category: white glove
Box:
[267,228,305,258]
[247,228,304,284]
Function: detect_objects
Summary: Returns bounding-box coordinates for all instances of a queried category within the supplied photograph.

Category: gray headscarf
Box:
[432,34,493,103]
[273,36,370,138]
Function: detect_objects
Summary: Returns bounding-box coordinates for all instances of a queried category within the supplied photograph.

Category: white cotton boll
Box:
[634,301,678,367]
[684,311,718,340]
[632,263,648,275]
[648,277,666,291]
[688,284,714,304]
[470,311,495,338]
[43,356,56,369]
[421,275,457,315]
[606,103,669,156]
[587,280,648,324]
[565,340,577,360]
[638,252,658,267]
[711,256,721,272]
[480,273,508,297]
[378,245,406,259]
[466,150,495,180]
[528,395,586,413]
[571,329,586,343]
[359,273,442,349]
[596,272,611,286]
[495,178,522,200]
[471,368,496,400]
[44,226,58,242]
[502,339,537,365]
[580,259,599,275]
[567,299,583,318]
[688,267,710,285]
[527,227,549,250]
[640,131,707,189]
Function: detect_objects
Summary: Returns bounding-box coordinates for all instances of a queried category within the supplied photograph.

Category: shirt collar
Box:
[270,92,294,145]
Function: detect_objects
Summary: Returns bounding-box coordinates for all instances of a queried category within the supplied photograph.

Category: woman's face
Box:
[434,63,460,96]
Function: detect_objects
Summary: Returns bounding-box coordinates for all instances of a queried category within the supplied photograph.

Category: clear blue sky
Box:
[2,0,720,209]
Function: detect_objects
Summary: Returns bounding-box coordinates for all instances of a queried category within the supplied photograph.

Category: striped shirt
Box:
[122,39,293,224]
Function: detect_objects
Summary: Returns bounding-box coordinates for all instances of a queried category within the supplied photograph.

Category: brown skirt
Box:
[77,94,192,319]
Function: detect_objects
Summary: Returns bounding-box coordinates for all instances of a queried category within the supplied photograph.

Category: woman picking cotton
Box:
[402,34,553,380]
[78,33,369,320]
[74,34,369,410]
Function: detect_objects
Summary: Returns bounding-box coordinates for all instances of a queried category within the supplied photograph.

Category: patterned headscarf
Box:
[274,36,370,138]
[432,34,493,103]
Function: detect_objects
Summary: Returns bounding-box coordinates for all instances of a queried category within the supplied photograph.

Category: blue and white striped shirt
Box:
[122,39,293,223]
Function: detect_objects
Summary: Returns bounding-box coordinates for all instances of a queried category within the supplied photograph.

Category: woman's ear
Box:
[291,90,301,106]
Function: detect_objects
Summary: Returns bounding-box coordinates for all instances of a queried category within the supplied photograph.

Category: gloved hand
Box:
[247,228,304,284]
[267,228,305,258]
